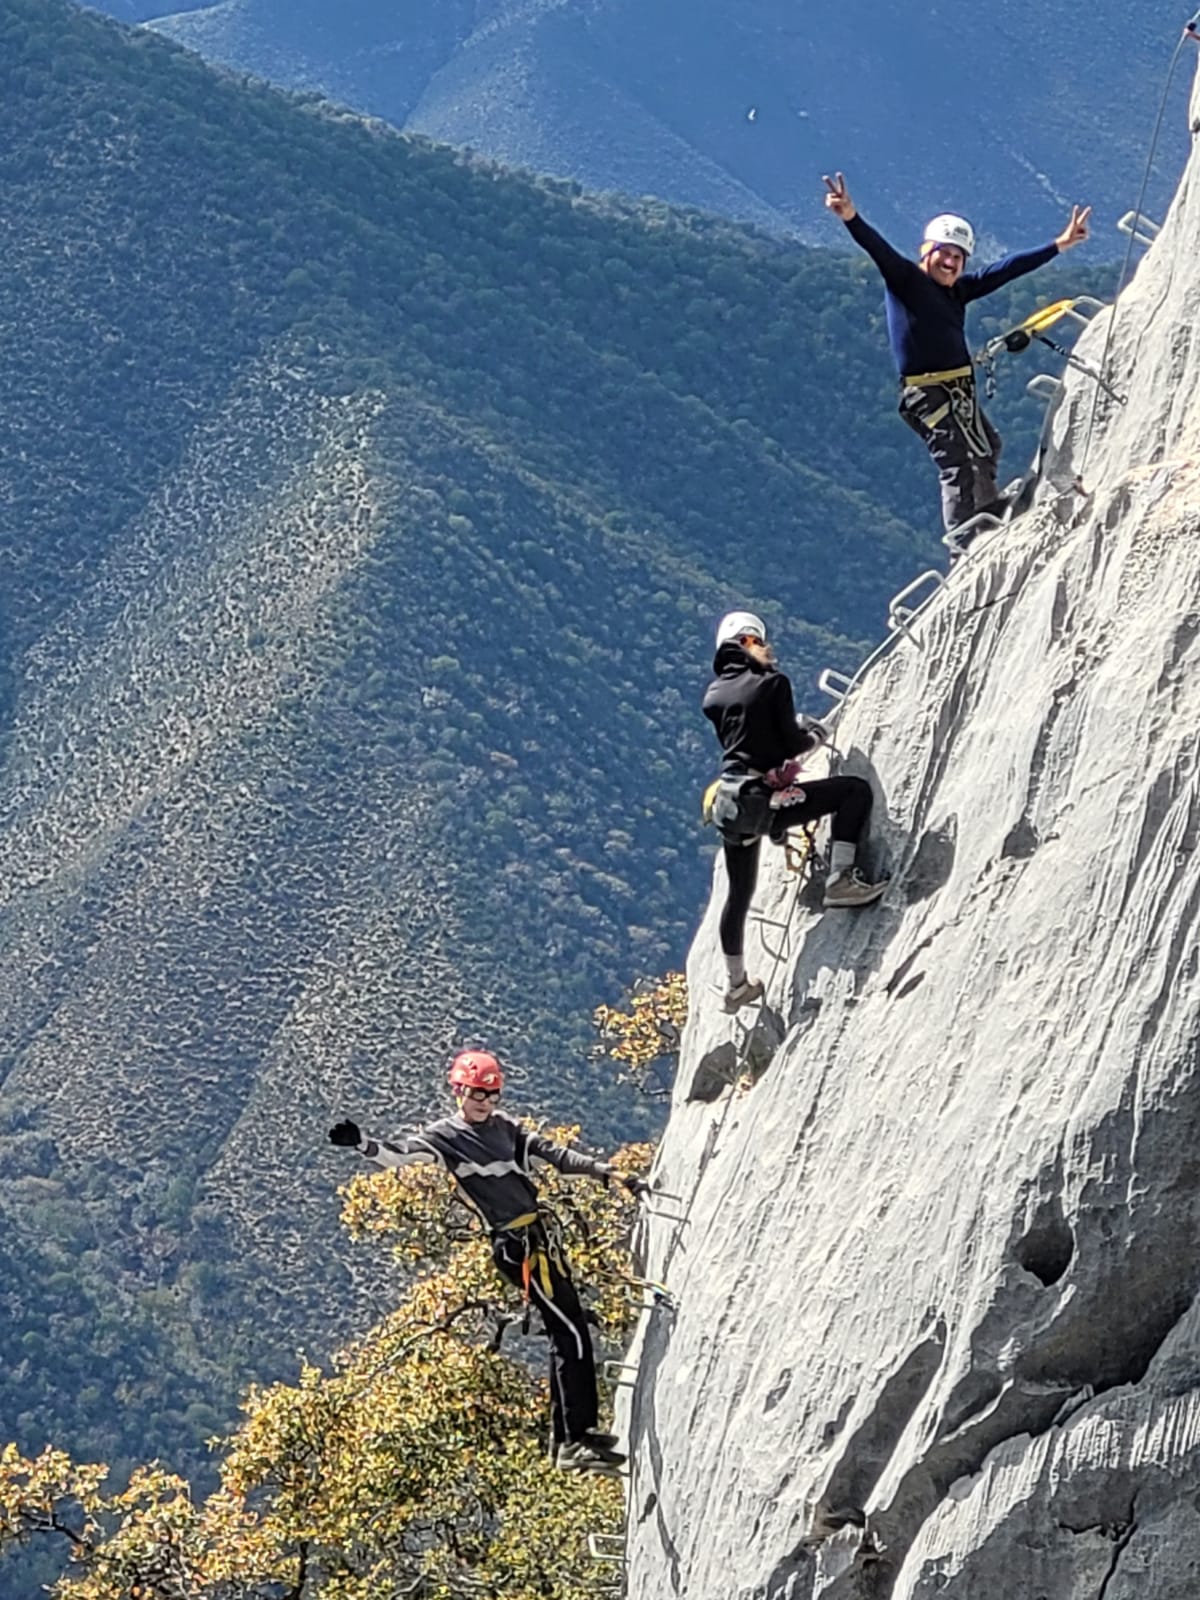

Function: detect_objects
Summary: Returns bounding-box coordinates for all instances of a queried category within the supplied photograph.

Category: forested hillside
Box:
[0,0,1112,1511]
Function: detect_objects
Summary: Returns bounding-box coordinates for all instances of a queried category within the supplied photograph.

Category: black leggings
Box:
[492,1227,598,1448]
[719,775,872,956]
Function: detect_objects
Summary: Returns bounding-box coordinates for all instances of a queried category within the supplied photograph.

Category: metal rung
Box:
[1026,374,1063,401]
[886,569,944,642]
[1063,296,1107,323]
[588,1533,627,1564]
[603,1360,639,1380]
[817,667,854,703]
[942,510,1002,554]
[625,1275,677,1307]
[1117,209,1160,246]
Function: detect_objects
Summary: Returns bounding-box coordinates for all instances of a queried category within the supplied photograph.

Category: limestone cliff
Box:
[621,67,1200,1600]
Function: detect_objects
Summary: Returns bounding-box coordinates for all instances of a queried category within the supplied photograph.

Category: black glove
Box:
[328,1119,362,1148]
[594,1162,651,1199]
[798,713,832,748]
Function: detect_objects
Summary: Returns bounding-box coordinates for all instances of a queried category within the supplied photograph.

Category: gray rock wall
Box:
[621,66,1200,1600]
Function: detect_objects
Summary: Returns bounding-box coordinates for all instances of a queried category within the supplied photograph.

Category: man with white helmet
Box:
[822,173,1091,538]
[703,611,886,1011]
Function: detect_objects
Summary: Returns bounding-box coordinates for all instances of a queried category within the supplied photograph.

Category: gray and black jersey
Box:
[359,1110,605,1233]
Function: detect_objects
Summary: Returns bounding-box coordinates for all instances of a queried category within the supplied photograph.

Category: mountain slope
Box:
[83,0,1194,248]
[0,0,1110,1492]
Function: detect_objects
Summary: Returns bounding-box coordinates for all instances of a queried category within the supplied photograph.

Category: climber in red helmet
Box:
[329,1048,647,1475]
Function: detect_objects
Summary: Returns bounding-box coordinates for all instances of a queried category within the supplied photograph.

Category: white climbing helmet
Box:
[923,212,976,259]
[715,610,768,647]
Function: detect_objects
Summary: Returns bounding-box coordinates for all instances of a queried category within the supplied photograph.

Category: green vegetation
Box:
[0,1128,651,1597]
[0,0,1116,1529]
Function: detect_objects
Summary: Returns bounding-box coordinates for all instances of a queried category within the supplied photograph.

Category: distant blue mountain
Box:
[85,0,1193,252]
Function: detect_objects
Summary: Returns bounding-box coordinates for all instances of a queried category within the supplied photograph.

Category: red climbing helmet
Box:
[448,1049,505,1093]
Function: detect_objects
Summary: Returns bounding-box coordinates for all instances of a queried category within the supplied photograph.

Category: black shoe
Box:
[582,1430,621,1451]
[558,1440,627,1473]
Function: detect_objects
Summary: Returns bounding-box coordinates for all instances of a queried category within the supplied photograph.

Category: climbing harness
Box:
[901,369,993,458]
[702,770,825,874]
[705,773,771,842]
[977,299,1128,407]
[496,1208,568,1333]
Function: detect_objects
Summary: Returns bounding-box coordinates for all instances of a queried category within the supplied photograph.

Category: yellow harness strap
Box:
[901,364,973,387]
[503,1212,557,1303]
[503,1211,539,1230]
[1019,298,1078,336]
[530,1246,554,1299]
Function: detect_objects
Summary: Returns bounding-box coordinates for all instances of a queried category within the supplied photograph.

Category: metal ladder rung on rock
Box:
[941,510,1003,559]
[817,667,855,705]
[886,569,945,646]
[1117,209,1161,247]
[1026,374,1063,401]
[588,1533,627,1563]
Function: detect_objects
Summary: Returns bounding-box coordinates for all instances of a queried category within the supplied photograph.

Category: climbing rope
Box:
[1078,8,1200,477]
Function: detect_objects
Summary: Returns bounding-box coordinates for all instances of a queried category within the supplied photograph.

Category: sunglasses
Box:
[462,1087,501,1102]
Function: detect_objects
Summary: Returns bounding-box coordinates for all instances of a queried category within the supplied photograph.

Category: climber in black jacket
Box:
[329,1048,647,1474]
[703,611,886,1011]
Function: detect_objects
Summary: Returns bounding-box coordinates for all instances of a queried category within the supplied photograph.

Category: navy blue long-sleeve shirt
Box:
[845,213,1059,379]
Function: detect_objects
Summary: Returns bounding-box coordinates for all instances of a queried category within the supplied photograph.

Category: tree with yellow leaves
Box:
[0,1122,653,1598]
[593,970,688,1099]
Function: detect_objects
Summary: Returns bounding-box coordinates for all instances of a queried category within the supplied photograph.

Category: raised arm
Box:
[961,203,1091,302]
[958,241,1059,301]
[824,172,921,291]
[328,1118,441,1169]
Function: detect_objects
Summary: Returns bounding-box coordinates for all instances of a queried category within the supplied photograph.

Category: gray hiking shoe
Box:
[722,976,764,1013]
[558,1440,627,1474]
[823,868,888,908]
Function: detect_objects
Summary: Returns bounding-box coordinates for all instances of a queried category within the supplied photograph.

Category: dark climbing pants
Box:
[899,375,1003,533]
[492,1226,598,1448]
[719,775,873,956]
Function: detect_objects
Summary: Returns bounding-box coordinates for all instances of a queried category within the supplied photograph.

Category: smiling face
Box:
[920,242,967,287]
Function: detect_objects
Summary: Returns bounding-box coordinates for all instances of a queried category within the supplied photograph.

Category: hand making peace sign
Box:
[822,172,857,223]
[1056,203,1092,251]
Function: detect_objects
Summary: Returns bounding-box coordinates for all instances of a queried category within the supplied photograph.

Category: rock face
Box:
[621,67,1200,1600]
